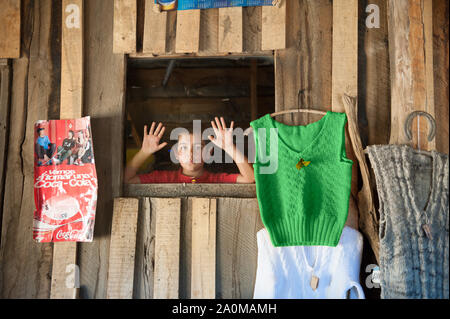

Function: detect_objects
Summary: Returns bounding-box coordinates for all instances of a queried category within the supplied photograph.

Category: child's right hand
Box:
[141,122,168,155]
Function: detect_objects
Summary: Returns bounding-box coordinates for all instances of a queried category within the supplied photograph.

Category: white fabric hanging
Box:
[253,226,365,299]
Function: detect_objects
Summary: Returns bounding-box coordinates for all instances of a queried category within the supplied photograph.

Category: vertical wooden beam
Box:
[133,197,155,298]
[50,0,84,299]
[274,0,333,126]
[433,0,449,154]
[50,242,78,299]
[218,7,243,53]
[106,198,139,299]
[143,0,167,54]
[113,0,137,53]
[250,59,258,121]
[332,0,358,110]
[153,198,181,299]
[175,10,201,53]
[191,198,216,299]
[261,1,286,50]
[387,0,435,150]
[0,0,20,58]
[199,8,219,54]
[60,0,84,119]
[0,60,10,216]
[332,0,359,200]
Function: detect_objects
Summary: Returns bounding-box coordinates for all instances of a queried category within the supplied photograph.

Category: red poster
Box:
[33,117,97,242]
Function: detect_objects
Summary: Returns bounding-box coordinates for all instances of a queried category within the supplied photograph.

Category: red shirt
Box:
[138,167,239,184]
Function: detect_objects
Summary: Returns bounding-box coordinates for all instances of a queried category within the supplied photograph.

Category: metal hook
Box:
[404,111,436,142]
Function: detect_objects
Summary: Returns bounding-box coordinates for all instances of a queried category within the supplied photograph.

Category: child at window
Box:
[124,117,255,184]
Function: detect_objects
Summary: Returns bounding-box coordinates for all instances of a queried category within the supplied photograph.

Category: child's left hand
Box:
[209,116,235,154]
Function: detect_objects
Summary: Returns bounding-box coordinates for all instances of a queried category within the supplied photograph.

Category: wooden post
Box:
[50,0,84,299]
[153,198,181,299]
[106,198,139,299]
[387,0,435,150]
[191,198,216,299]
[0,0,20,58]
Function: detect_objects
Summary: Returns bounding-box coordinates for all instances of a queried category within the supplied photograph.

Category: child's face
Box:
[39,129,45,137]
[176,133,204,171]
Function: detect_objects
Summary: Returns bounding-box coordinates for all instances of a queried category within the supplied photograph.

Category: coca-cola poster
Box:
[33,116,97,242]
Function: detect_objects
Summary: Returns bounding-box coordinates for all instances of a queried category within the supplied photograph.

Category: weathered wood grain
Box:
[216,198,263,299]
[433,0,449,154]
[133,197,155,299]
[0,60,10,232]
[113,0,137,53]
[153,197,181,299]
[199,8,219,53]
[274,0,332,126]
[106,198,139,299]
[261,1,286,50]
[175,10,201,53]
[387,0,436,150]
[0,0,20,58]
[191,198,216,299]
[50,242,78,299]
[243,7,262,53]
[143,0,167,54]
[0,0,60,298]
[359,0,391,147]
[79,0,127,299]
[50,0,84,299]
[218,7,243,53]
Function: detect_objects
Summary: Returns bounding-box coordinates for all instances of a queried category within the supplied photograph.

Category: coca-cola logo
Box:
[55,228,82,240]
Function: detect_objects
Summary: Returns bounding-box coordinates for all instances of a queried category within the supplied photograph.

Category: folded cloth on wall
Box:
[253,226,365,299]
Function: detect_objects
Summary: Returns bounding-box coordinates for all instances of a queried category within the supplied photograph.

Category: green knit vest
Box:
[250,111,353,247]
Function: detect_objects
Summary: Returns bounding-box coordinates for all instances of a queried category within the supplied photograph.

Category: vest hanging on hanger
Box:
[367,144,449,299]
[253,226,365,299]
[250,111,353,247]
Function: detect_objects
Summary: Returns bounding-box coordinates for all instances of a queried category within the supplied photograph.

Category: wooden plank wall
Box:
[0,0,448,299]
[126,2,286,57]
[0,0,21,58]
[126,197,263,299]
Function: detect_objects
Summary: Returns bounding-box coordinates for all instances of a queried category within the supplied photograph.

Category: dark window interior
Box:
[125,57,275,175]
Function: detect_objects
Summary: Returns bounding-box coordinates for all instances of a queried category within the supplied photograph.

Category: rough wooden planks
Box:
[153,198,181,299]
[175,10,201,53]
[387,0,436,149]
[261,1,286,50]
[0,60,10,226]
[274,0,333,125]
[79,0,127,299]
[216,198,263,299]
[106,198,139,299]
[218,7,243,53]
[191,198,216,299]
[0,0,60,299]
[0,0,20,58]
[143,0,167,54]
[113,0,137,53]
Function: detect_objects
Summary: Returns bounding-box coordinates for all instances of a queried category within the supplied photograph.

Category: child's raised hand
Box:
[209,116,235,154]
[141,122,168,155]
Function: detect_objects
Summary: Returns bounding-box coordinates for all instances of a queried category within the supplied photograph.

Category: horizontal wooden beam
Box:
[123,183,256,198]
